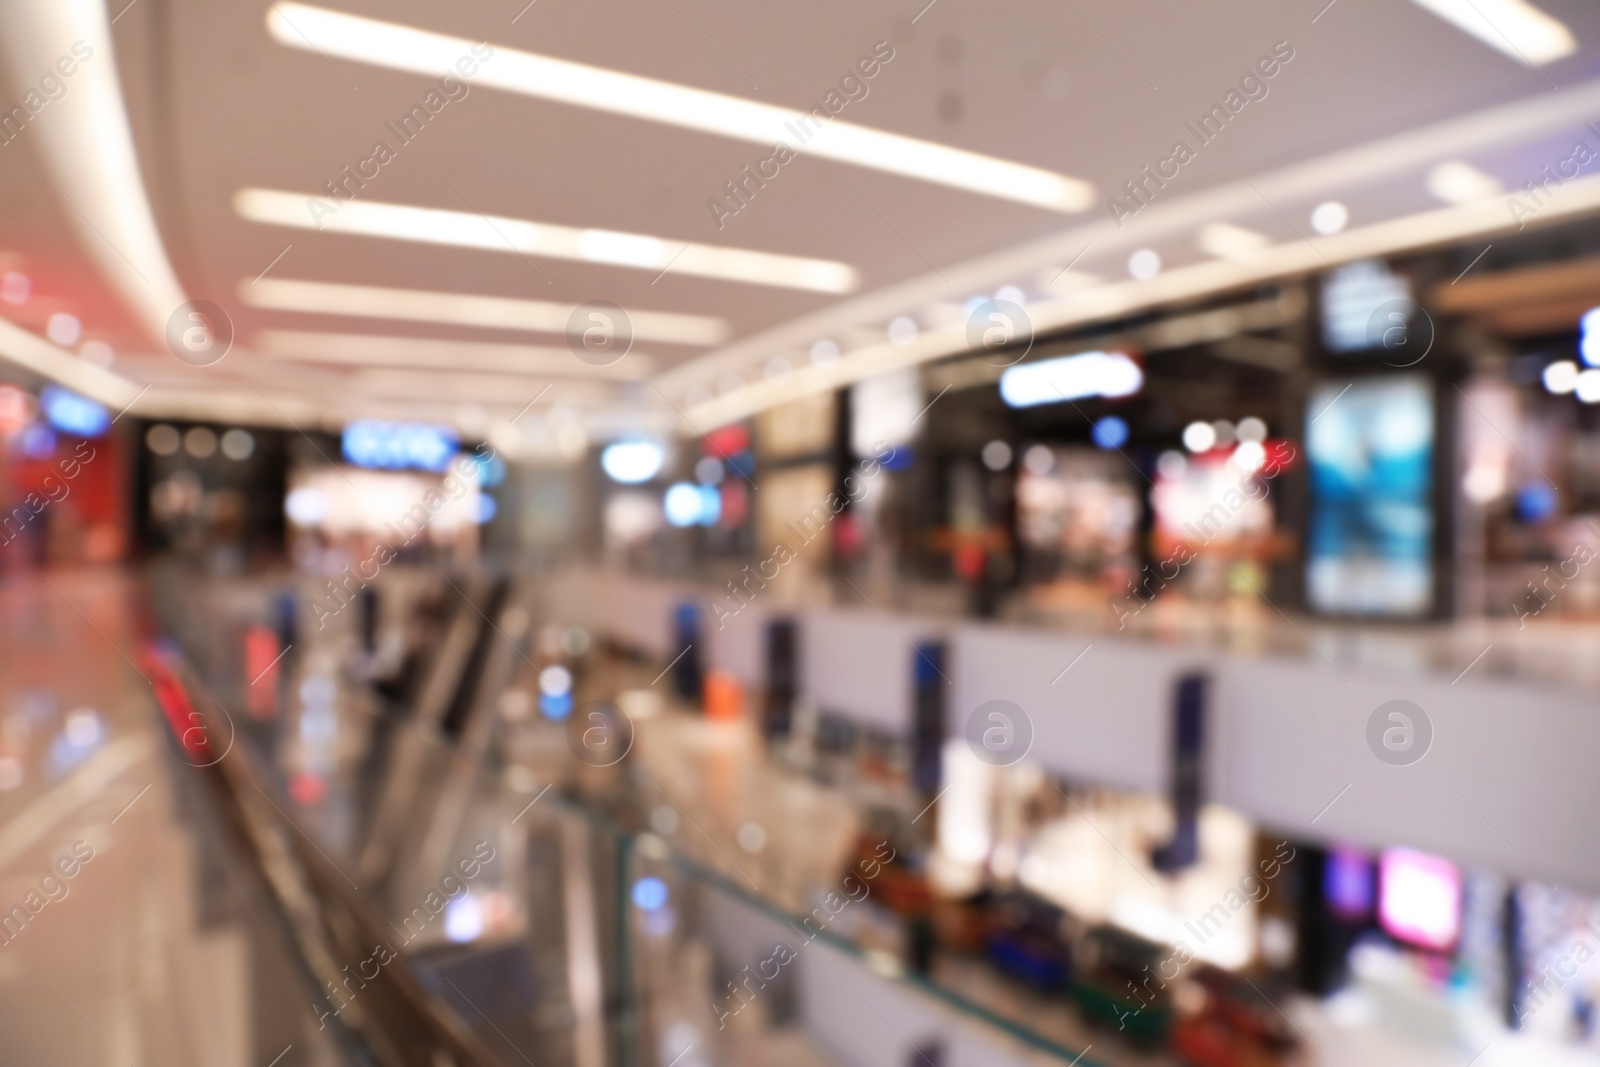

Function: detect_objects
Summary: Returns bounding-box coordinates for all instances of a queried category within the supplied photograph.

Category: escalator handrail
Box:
[144,643,503,1067]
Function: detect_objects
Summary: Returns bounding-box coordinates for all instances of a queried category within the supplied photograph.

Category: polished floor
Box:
[0,569,341,1067]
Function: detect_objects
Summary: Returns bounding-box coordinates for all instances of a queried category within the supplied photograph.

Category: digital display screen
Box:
[1378,848,1462,952]
[1326,846,1374,921]
[1321,259,1413,353]
[1305,375,1433,616]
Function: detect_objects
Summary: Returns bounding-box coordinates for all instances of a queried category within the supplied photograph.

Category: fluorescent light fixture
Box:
[1409,0,1576,66]
[999,351,1143,409]
[1198,222,1271,261]
[239,278,729,346]
[0,314,143,413]
[265,3,1094,212]
[235,189,858,294]
[1426,161,1501,204]
[253,329,650,377]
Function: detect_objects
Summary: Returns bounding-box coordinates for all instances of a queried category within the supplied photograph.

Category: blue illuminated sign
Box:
[40,386,109,438]
[341,420,459,471]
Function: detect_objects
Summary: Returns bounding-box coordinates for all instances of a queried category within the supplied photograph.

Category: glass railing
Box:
[156,558,1583,1067]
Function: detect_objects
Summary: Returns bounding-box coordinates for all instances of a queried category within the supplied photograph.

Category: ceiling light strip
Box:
[253,329,651,377]
[1408,0,1575,66]
[266,2,1092,212]
[1,0,191,347]
[238,277,729,346]
[234,189,858,293]
[0,316,143,410]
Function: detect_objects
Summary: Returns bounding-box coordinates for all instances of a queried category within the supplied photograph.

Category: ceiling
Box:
[3,0,1600,450]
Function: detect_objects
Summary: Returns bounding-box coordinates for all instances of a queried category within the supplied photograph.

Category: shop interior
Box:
[3,1,1600,1066]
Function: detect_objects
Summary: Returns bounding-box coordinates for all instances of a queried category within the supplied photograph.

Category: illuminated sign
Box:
[40,386,109,438]
[341,420,458,471]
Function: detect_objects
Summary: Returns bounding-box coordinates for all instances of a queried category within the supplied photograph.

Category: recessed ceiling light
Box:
[1408,0,1576,66]
[1426,161,1501,204]
[810,339,841,365]
[1128,249,1161,280]
[887,317,919,346]
[265,3,1095,212]
[46,313,82,346]
[1,273,30,305]
[235,188,859,294]
[239,278,728,346]
[1197,222,1271,261]
[1310,201,1349,235]
[253,329,650,377]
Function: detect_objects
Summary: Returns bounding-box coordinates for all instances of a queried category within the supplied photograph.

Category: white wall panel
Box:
[545,568,693,660]
[798,607,943,733]
[548,570,1600,891]
[704,598,770,687]
[951,624,1204,795]
[1213,657,1600,893]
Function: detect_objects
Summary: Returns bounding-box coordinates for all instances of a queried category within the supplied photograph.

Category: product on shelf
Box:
[1071,922,1171,1044]
[981,888,1072,990]
[1170,964,1296,1067]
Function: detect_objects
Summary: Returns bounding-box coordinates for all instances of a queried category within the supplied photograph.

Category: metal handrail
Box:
[144,645,502,1067]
